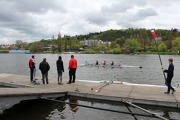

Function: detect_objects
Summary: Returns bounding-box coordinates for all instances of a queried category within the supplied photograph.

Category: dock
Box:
[0,73,179,110]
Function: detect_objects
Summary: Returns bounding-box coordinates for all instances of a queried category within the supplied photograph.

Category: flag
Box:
[151,29,162,40]
[151,29,157,38]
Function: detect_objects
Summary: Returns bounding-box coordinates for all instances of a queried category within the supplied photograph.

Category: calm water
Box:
[0,54,180,120]
[0,97,179,120]
[0,54,180,86]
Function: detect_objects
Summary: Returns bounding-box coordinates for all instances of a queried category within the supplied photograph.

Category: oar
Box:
[95,79,113,92]
[95,83,109,92]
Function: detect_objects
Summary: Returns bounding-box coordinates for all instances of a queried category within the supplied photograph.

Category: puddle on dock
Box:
[0,96,179,120]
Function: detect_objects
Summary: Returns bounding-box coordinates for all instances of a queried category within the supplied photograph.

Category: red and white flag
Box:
[151,29,157,38]
[151,29,162,40]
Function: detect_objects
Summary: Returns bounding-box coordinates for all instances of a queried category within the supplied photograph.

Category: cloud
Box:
[0,0,180,44]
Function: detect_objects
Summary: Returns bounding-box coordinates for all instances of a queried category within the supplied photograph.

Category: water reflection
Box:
[0,97,180,120]
[163,111,170,119]
[0,99,65,120]
[69,99,78,113]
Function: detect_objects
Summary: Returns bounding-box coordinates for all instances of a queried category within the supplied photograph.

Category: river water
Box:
[0,54,180,85]
[0,54,180,120]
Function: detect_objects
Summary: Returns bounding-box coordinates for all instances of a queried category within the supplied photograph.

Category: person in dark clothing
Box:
[39,58,50,85]
[96,60,99,65]
[29,55,35,83]
[111,61,114,66]
[67,55,77,84]
[164,58,176,94]
[56,56,64,85]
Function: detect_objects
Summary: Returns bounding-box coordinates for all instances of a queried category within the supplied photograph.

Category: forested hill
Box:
[76,28,179,42]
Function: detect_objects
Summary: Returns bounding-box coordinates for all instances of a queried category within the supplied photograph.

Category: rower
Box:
[85,61,89,65]
[96,60,99,65]
[111,61,114,66]
[103,61,106,65]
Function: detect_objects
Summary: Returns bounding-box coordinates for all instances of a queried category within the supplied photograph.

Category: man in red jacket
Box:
[67,55,77,84]
[29,55,35,83]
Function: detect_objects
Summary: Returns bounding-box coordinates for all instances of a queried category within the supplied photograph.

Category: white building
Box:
[80,40,110,47]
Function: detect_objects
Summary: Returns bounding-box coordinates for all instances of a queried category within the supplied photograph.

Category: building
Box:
[80,40,110,47]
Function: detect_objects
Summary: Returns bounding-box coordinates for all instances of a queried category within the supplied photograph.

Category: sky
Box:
[0,0,180,44]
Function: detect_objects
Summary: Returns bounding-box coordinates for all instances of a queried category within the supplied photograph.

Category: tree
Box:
[95,44,107,51]
[125,38,140,53]
[16,40,23,49]
[57,32,62,53]
[112,47,121,54]
[51,45,56,53]
[70,36,80,49]
[172,37,180,54]
[110,41,119,49]
[29,42,44,53]
[158,42,167,53]
[115,37,125,47]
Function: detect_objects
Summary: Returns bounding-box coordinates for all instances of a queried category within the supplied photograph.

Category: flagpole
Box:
[154,39,167,82]
[151,29,167,83]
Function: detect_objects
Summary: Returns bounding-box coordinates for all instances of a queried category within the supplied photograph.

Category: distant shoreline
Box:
[1,51,180,55]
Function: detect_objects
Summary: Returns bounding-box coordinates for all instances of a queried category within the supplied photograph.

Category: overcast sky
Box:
[0,0,180,44]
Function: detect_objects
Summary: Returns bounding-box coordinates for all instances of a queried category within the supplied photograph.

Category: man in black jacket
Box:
[39,58,50,85]
[164,58,176,94]
[56,56,64,85]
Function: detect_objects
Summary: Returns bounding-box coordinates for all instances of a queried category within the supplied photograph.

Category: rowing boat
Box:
[79,64,142,68]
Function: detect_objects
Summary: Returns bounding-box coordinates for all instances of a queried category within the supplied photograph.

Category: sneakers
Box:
[172,90,176,94]
[164,89,176,94]
[67,82,71,84]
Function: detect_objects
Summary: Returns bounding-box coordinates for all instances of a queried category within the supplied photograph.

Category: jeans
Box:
[30,68,35,82]
[57,71,63,83]
[42,72,48,84]
[166,77,175,93]
[69,68,76,83]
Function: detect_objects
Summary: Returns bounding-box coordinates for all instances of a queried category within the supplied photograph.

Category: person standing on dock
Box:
[67,55,77,84]
[39,58,50,85]
[29,55,35,83]
[163,58,176,94]
[56,56,64,85]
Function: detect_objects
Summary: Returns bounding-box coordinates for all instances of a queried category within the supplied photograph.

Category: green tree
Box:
[125,38,140,53]
[112,47,121,54]
[51,45,56,53]
[16,40,23,49]
[29,42,44,53]
[95,44,107,51]
[158,42,167,53]
[115,37,125,47]
[172,37,180,54]
[57,32,62,53]
[70,37,80,49]
[110,41,119,49]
